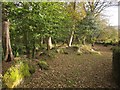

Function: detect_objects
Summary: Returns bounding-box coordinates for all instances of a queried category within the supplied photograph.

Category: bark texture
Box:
[2,20,14,62]
[47,37,53,50]
[68,31,74,47]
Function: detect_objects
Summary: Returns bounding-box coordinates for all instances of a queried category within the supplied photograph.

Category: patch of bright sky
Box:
[102,6,118,26]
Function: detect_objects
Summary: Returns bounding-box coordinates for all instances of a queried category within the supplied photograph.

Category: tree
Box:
[3,2,73,58]
[2,19,14,62]
[83,0,112,17]
[75,0,113,46]
[2,3,14,61]
[66,2,86,47]
[40,2,72,50]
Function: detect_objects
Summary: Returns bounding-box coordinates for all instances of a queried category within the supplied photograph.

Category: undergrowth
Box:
[38,60,49,70]
[3,60,35,88]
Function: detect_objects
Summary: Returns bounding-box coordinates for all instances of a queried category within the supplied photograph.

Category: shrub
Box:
[38,60,49,70]
[3,66,23,88]
[48,51,56,58]
[3,61,34,88]
[29,64,35,74]
[40,51,56,58]
[112,46,120,87]
[19,62,31,77]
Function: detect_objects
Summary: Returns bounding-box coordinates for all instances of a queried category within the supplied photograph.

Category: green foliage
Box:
[19,62,31,77]
[29,64,35,74]
[38,60,49,70]
[3,2,116,58]
[2,2,73,57]
[112,46,120,86]
[76,13,100,44]
[44,50,56,58]
[3,66,21,88]
[47,51,56,58]
[113,46,120,53]
[3,61,34,88]
[97,26,118,45]
[39,44,47,50]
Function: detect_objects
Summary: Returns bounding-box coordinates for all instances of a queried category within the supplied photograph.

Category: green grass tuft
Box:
[38,60,49,70]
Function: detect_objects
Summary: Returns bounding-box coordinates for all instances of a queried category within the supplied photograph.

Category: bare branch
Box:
[94,0,100,10]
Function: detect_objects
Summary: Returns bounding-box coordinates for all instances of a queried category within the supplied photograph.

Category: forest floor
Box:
[3,44,119,88]
[16,44,119,88]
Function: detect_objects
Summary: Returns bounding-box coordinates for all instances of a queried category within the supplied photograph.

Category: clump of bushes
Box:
[3,60,35,88]
[48,51,56,58]
[40,50,56,58]
[29,64,35,74]
[38,60,49,70]
[112,46,120,87]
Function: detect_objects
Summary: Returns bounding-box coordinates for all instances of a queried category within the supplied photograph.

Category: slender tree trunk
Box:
[26,46,30,58]
[47,36,53,50]
[2,20,14,62]
[118,29,120,46]
[24,31,30,58]
[40,37,43,46]
[68,31,74,47]
[92,42,95,47]
[68,2,76,47]
[82,36,86,45]
[32,39,35,58]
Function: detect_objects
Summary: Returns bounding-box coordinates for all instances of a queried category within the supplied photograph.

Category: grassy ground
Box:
[17,44,119,88]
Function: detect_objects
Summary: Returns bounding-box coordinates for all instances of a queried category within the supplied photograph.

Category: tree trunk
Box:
[118,30,120,46]
[82,36,86,45]
[24,31,30,58]
[40,37,43,46]
[92,42,95,47]
[68,2,76,47]
[32,39,35,58]
[68,31,74,47]
[47,36,53,50]
[2,20,14,62]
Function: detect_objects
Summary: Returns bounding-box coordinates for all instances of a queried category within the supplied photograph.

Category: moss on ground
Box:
[3,60,35,88]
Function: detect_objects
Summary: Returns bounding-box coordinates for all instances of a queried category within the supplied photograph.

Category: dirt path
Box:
[18,45,119,88]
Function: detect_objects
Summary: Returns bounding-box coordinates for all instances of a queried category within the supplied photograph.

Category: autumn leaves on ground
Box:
[12,44,118,88]
[2,2,119,89]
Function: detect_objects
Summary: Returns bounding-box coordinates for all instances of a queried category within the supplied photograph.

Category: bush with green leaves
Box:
[40,50,56,58]
[3,61,35,88]
[112,46,120,86]
[38,60,49,70]
[48,51,56,58]
[29,64,35,74]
